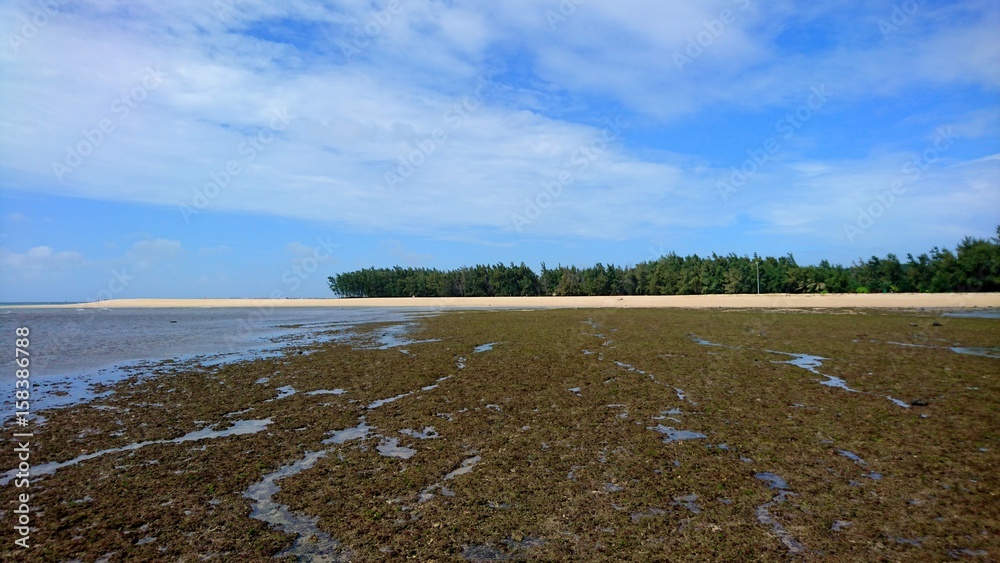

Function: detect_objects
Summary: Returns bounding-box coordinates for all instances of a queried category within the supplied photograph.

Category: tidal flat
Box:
[2,308,997,561]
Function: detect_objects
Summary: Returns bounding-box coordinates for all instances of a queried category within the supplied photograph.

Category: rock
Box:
[910,399,929,407]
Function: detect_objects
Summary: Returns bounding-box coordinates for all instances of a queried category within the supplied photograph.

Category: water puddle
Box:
[690,335,727,347]
[755,472,789,490]
[568,387,583,397]
[614,361,648,375]
[400,427,439,440]
[419,455,481,502]
[831,520,852,532]
[753,472,806,554]
[648,425,707,443]
[949,347,1000,358]
[887,341,1000,358]
[306,389,346,396]
[367,323,442,350]
[244,450,347,561]
[1,418,272,486]
[376,437,416,459]
[366,391,413,410]
[266,385,296,402]
[322,419,373,444]
[838,450,868,466]
[630,507,666,523]
[672,493,701,514]
[462,537,544,562]
[473,342,500,353]
[893,537,922,547]
[772,352,825,375]
[942,309,1000,319]
[769,350,911,408]
[946,548,989,558]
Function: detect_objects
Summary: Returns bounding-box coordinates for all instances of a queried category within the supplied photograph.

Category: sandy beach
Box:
[18,293,1000,309]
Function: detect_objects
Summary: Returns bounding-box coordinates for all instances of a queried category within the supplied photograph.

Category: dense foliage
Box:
[328,229,1000,297]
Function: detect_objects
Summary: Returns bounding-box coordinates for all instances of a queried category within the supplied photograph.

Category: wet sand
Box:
[16,292,1000,309]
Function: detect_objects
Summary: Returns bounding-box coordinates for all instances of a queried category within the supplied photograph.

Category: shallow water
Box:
[0,307,431,421]
[400,426,440,440]
[377,437,417,459]
[887,341,1000,358]
[672,493,701,514]
[0,418,272,486]
[367,323,443,350]
[366,391,413,410]
[942,309,1000,319]
[267,385,297,402]
[837,450,868,466]
[753,472,805,554]
[690,335,727,347]
[648,424,707,443]
[244,450,346,561]
[419,455,481,503]
[949,347,1000,358]
[322,420,373,444]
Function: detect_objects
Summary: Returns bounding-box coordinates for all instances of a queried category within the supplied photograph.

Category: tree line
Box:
[328,229,1000,298]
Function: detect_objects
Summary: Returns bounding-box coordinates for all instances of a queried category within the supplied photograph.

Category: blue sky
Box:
[1,0,998,302]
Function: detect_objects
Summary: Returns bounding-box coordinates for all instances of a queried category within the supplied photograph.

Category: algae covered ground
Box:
[2,308,998,561]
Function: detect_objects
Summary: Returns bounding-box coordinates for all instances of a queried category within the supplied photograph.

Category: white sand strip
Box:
[9,293,999,309]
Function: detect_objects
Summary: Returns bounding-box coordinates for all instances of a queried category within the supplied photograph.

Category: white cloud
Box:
[0,0,996,248]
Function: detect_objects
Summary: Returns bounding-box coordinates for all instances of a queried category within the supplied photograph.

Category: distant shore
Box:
[7,293,1000,309]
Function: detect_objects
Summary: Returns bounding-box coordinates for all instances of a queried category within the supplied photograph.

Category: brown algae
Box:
[2,308,997,561]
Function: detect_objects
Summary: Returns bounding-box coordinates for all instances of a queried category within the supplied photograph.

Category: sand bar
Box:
[11,293,1000,309]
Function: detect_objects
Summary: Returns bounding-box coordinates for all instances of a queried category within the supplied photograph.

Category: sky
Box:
[0,0,998,302]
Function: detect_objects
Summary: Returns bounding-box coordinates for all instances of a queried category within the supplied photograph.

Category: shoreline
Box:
[6,293,1000,310]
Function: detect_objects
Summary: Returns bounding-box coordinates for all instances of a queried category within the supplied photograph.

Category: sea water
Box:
[0,306,427,420]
